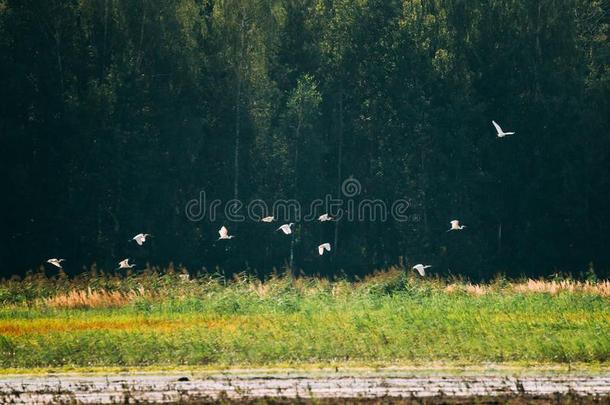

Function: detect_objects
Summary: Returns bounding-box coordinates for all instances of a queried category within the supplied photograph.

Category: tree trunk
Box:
[102,0,108,73]
[289,101,303,276]
[533,1,543,101]
[136,0,146,70]
[54,27,64,95]
[333,89,343,254]
[421,151,429,236]
[498,222,502,254]
[233,76,241,200]
[233,15,246,201]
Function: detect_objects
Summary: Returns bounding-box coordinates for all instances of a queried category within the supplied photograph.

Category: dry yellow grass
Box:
[512,279,610,296]
[249,280,269,298]
[443,279,610,297]
[444,283,488,295]
[465,284,488,296]
[32,270,610,310]
[42,286,152,309]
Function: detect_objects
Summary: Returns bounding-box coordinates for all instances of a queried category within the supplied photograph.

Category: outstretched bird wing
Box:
[278,225,292,234]
[492,120,503,134]
[413,265,425,276]
[318,243,331,255]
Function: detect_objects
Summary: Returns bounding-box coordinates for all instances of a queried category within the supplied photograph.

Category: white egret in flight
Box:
[492,120,515,138]
[218,226,235,240]
[277,223,294,235]
[117,258,135,269]
[261,216,275,223]
[132,233,151,246]
[318,214,333,222]
[46,258,65,269]
[412,264,431,276]
[318,243,331,255]
[447,220,467,232]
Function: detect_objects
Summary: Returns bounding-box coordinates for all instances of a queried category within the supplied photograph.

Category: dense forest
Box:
[1,0,609,279]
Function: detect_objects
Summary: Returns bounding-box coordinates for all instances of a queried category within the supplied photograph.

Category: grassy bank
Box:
[0,268,609,370]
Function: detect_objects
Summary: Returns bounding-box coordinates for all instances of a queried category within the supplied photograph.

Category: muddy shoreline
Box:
[1,371,609,404]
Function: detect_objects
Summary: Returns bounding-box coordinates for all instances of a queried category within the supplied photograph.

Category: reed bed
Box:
[0,266,608,369]
[2,266,610,309]
[511,279,610,296]
[43,286,152,309]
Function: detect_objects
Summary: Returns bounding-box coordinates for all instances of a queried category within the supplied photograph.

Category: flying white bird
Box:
[318,243,331,255]
[132,233,151,246]
[218,226,235,240]
[412,264,432,276]
[117,258,135,269]
[318,213,333,222]
[46,258,65,268]
[492,120,515,138]
[261,216,275,223]
[447,220,467,232]
[277,223,294,235]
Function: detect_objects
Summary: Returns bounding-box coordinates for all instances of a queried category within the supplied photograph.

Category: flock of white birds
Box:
[46,121,515,277]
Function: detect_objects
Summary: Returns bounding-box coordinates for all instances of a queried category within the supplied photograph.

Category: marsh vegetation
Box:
[0,268,608,370]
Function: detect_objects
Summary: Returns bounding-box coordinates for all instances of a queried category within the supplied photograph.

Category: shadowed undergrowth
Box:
[0,267,608,369]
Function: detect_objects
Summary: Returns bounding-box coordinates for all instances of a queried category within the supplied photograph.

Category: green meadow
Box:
[0,268,609,371]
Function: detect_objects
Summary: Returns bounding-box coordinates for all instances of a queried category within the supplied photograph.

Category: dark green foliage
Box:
[0,0,609,279]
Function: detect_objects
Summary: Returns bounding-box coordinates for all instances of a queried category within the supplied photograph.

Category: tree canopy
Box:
[1,0,609,279]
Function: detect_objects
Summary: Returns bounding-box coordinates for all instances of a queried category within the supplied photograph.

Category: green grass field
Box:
[0,268,609,371]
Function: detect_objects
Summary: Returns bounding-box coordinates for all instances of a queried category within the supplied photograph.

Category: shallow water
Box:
[1,371,609,403]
